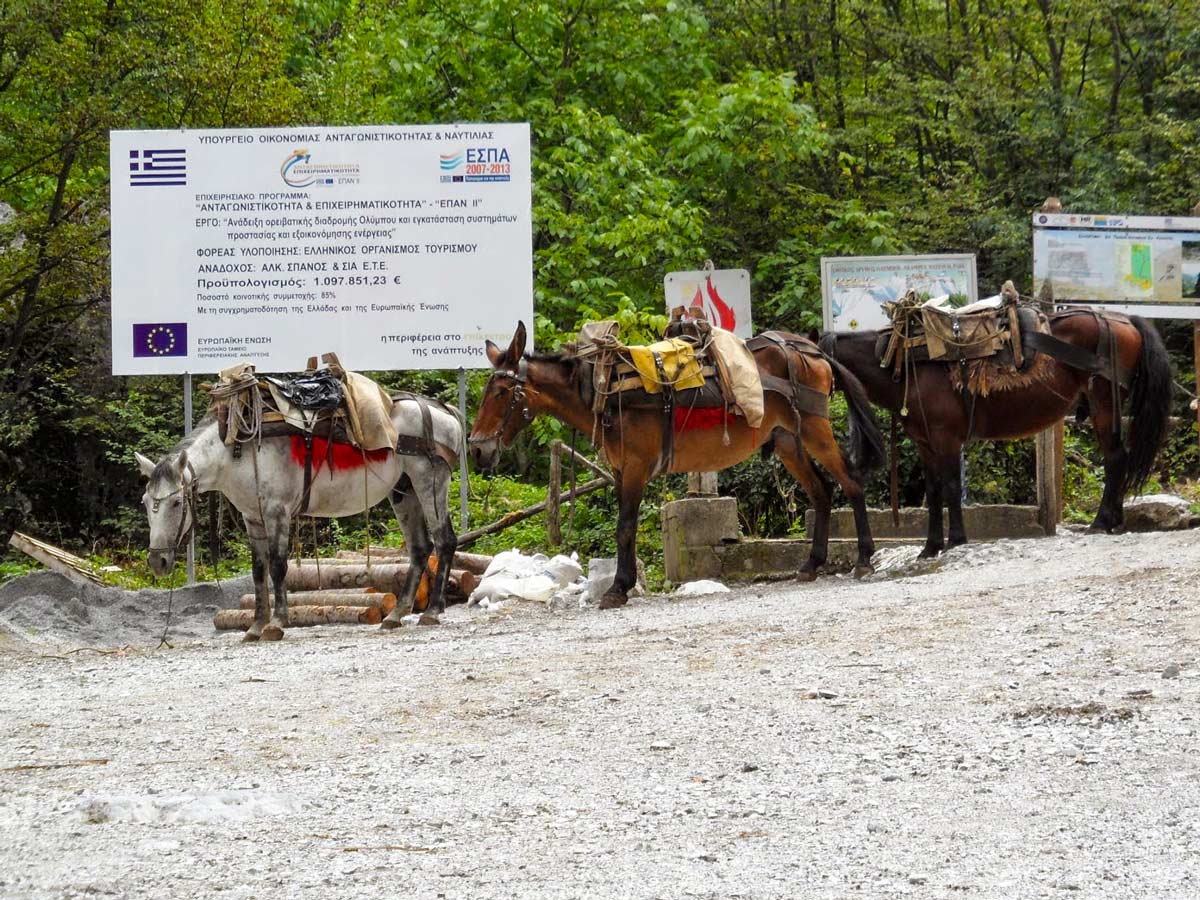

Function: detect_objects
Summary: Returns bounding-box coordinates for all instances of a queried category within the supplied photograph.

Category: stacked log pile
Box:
[212,548,492,632]
[213,588,397,631]
[282,561,479,600]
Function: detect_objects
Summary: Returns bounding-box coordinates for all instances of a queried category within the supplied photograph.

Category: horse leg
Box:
[262,506,291,642]
[944,457,968,549]
[917,457,945,559]
[770,430,831,580]
[242,517,270,642]
[381,477,429,630]
[800,416,876,577]
[599,466,647,609]
[1087,379,1129,533]
[409,460,456,625]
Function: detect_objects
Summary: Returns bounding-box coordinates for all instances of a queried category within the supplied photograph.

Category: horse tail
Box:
[825,352,886,473]
[1123,316,1172,496]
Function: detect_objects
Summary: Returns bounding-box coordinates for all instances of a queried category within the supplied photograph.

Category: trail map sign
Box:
[110,124,532,375]
[821,254,978,332]
[1032,212,1200,319]
[663,268,752,338]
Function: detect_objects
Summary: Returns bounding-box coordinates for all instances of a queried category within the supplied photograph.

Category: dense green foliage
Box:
[1,0,1198,581]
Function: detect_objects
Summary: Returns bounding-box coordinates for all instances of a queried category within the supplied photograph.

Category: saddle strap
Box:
[393,395,459,469]
[754,331,828,427]
[759,373,830,419]
[1022,330,1131,389]
[300,433,316,516]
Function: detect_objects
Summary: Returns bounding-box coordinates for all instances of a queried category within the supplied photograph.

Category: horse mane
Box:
[151,413,217,483]
[525,350,578,365]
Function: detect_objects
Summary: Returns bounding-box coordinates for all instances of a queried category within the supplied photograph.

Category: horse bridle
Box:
[467,358,533,447]
[147,460,199,554]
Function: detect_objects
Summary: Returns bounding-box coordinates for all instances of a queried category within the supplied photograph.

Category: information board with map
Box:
[821,254,978,332]
[1032,212,1200,319]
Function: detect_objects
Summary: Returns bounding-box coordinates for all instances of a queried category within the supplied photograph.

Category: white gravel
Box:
[1,529,1197,899]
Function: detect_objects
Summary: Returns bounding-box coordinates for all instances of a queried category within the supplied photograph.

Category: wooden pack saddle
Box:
[571,310,830,474]
[878,283,1044,379]
[208,353,457,513]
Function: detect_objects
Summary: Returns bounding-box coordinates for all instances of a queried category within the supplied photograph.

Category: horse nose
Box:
[468,442,498,472]
[148,550,174,577]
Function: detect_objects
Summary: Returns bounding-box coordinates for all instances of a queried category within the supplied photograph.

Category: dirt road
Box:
[1,529,1197,899]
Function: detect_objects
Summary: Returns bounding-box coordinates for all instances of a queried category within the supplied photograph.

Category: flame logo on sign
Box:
[690,275,736,331]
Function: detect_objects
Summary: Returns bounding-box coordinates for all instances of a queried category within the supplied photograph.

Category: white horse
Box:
[134,397,463,641]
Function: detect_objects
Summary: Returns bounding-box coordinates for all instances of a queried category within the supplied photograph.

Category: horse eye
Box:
[173,499,182,508]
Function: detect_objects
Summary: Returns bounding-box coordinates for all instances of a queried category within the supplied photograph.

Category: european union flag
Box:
[132,323,188,357]
[129,149,187,186]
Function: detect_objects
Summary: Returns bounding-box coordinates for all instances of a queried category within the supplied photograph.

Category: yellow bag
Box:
[625,338,706,393]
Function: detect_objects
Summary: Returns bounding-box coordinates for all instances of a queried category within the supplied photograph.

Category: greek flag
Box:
[129,149,186,187]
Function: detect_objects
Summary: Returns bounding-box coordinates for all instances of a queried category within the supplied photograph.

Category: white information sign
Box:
[821,254,978,332]
[1032,212,1200,319]
[663,269,752,338]
[110,124,532,374]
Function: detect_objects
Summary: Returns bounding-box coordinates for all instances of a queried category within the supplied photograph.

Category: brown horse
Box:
[819,309,1172,557]
[468,322,886,608]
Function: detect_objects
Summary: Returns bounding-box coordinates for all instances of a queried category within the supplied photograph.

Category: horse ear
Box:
[507,321,527,362]
[485,340,503,367]
[134,452,156,479]
[177,450,188,473]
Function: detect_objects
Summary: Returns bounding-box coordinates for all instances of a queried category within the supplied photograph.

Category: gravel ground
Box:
[0,529,1197,899]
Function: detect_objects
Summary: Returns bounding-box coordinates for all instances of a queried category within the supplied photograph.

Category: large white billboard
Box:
[1032,212,1200,319]
[110,124,533,375]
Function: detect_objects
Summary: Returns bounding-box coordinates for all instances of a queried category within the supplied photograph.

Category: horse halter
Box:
[468,357,533,446]
[148,460,199,553]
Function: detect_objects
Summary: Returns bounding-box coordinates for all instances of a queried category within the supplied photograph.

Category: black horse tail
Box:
[1123,316,1172,496]
[825,350,886,473]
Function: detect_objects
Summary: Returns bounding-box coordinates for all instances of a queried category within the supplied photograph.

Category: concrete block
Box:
[719,538,914,581]
[661,497,740,583]
[803,505,1042,541]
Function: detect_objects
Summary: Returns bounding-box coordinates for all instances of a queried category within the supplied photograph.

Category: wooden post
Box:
[1053,421,1065,523]
[547,440,562,546]
[1035,429,1059,535]
[456,476,610,548]
[687,471,718,497]
[1034,259,1061,534]
[1194,322,1200,450]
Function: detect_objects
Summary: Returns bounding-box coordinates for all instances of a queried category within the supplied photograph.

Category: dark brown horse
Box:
[468,322,886,608]
[819,309,1172,557]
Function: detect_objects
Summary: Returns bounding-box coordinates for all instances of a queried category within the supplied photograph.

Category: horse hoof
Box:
[796,569,818,583]
[598,592,628,610]
[917,548,941,560]
[380,615,403,631]
[261,623,285,642]
[852,564,875,579]
[418,613,440,627]
[241,630,261,643]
